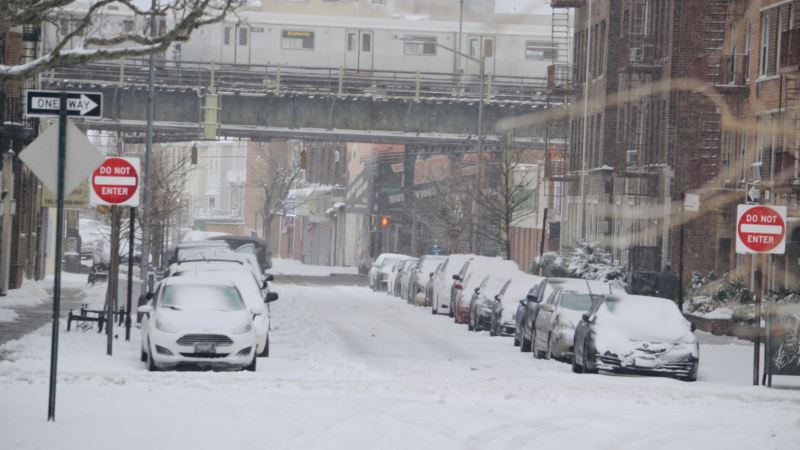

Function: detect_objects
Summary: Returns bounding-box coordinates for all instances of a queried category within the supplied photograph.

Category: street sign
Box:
[26,90,102,118]
[42,182,89,209]
[18,121,105,196]
[736,204,787,254]
[90,157,140,206]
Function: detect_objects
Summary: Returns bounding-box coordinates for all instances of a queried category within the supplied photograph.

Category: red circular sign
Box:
[737,205,785,252]
[91,158,139,204]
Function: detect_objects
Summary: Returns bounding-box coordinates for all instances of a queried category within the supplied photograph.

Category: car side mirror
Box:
[265,292,279,303]
[690,323,696,332]
[145,292,154,301]
[519,299,527,307]
[582,313,590,323]
[265,274,274,282]
[474,287,480,293]
[262,280,269,290]
[495,294,501,301]
[429,272,434,279]
[452,274,462,281]
[138,305,153,314]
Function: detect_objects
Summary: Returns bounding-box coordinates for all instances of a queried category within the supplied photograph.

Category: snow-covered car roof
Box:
[160,275,235,288]
[546,277,611,295]
[418,255,446,273]
[441,254,474,276]
[501,273,544,304]
[595,293,692,341]
[462,257,519,292]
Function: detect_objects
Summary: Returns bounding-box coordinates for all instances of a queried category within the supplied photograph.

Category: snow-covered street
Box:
[2,278,800,450]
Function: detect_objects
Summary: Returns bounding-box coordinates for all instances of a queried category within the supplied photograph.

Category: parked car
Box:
[430,254,473,316]
[479,273,542,338]
[518,278,609,352]
[452,257,519,324]
[532,287,601,361]
[468,274,510,332]
[398,258,420,300]
[572,293,699,381]
[410,255,446,305]
[388,257,415,297]
[176,270,278,357]
[169,240,229,265]
[138,277,260,371]
[208,235,272,271]
[368,253,405,291]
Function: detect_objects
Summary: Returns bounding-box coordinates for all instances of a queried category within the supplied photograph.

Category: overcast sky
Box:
[494,0,551,15]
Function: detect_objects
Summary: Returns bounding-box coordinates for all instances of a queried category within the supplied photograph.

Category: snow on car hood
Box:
[593,295,695,354]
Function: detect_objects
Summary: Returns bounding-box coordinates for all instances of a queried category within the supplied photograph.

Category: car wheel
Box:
[583,350,598,374]
[520,332,532,352]
[468,312,474,331]
[432,302,438,314]
[258,334,270,357]
[572,359,583,373]
[140,348,147,362]
[545,334,553,360]
[489,316,498,337]
[245,354,257,372]
[514,335,520,347]
[146,341,159,372]
[532,331,542,358]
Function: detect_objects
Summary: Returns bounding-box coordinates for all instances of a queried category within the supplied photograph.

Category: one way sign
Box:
[26,90,103,118]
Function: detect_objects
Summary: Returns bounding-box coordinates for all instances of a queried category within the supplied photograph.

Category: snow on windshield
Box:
[596,296,690,340]
[559,293,595,311]
[160,285,245,311]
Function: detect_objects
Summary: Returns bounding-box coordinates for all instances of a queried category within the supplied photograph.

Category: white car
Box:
[138,277,260,371]
[177,270,278,357]
[430,254,473,316]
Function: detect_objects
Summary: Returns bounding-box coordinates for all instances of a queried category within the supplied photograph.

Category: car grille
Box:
[176,334,233,346]
[179,352,230,358]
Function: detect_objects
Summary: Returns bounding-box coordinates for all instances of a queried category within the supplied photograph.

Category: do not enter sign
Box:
[736,204,787,255]
[89,157,140,206]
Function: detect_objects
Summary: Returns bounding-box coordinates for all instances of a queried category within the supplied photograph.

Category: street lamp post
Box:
[397,36,485,253]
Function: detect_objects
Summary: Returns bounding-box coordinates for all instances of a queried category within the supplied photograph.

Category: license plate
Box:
[635,356,656,368]
[194,343,216,354]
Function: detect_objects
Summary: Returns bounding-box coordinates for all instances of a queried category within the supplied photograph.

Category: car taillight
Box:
[454,283,463,290]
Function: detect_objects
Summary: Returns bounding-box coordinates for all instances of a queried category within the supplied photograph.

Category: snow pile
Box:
[531,242,624,282]
[267,258,358,276]
[0,278,58,323]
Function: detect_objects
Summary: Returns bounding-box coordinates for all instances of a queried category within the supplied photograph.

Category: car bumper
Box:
[594,350,698,378]
[551,329,575,359]
[499,320,515,337]
[149,328,255,370]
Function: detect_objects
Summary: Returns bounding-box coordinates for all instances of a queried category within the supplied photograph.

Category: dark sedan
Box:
[572,293,699,381]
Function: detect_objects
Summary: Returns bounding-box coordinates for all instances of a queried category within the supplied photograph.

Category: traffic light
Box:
[380,215,390,228]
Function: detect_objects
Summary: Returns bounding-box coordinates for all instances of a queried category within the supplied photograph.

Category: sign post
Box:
[19,91,105,421]
[736,204,788,386]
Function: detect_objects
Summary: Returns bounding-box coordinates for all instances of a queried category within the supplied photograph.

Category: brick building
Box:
[0,26,42,295]
[555,0,732,280]
[717,0,800,290]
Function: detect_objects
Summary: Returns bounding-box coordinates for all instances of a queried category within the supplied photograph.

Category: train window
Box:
[282,30,314,50]
[484,39,493,57]
[239,28,248,46]
[362,34,372,52]
[469,38,479,57]
[403,36,436,56]
[347,33,357,51]
[224,27,232,45]
[526,40,555,60]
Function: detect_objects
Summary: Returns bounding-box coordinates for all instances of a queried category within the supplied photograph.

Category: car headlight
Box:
[232,321,252,335]
[155,317,179,333]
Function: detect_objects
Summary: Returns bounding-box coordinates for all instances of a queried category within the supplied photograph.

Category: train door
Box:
[221,24,251,64]
[235,25,251,65]
[345,29,374,71]
[465,35,494,74]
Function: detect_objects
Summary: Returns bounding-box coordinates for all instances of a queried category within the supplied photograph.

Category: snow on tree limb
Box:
[0,0,247,81]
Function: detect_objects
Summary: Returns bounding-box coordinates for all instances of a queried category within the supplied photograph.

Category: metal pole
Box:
[457,0,464,74]
[139,0,157,313]
[538,208,549,276]
[753,254,762,386]
[107,205,120,356]
[125,207,135,341]
[47,92,68,421]
[471,52,485,254]
[579,0,593,242]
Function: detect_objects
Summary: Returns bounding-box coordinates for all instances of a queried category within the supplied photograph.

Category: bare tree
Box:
[248,145,306,247]
[470,139,544,259]
[1,0,245,81]
[149,146,193,266]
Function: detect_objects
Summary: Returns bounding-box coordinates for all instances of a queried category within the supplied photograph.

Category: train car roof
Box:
[235,11,552,38]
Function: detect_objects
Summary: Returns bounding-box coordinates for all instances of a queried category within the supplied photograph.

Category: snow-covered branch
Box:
[0,0,247,81]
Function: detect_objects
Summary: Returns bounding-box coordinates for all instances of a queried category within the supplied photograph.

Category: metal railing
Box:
[547,63,573,93]
[43,60,550,105]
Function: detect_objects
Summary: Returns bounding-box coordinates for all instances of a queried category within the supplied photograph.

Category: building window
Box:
[404,36,436,55]
[282,30,314,50]
[760,6,792,77]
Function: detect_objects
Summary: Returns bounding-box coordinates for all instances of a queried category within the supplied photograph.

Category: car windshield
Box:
[159,285,245,312]
[559,293,596,311]
[596,296,689,339]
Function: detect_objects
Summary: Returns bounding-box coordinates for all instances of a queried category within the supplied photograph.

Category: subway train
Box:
[42,6,554,78]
